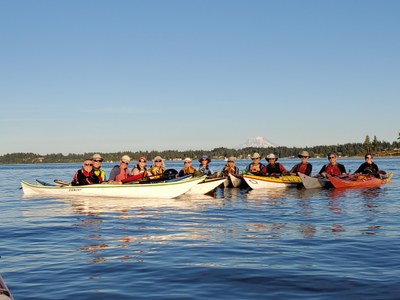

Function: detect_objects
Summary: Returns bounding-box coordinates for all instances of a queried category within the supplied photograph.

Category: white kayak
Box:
[243,173,301,189]
[0,274,13,300]
[297,173,330,189]
[228,173,245,188]
[186,177,227,195]
[21,176,206,199]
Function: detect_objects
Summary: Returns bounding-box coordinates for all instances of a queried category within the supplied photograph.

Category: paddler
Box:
[259,153,288,176]
[290,150,312,176]
[71,159,102,185]
[354,153,380,178]
[91,153,106,181]
[108,155,131,182]
[147,156,165,179]
[245,152,265,175]
[317,152,346,178]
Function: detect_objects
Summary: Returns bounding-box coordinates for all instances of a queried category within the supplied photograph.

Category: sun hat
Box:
[251,152,261,159]
[266,153,278,161]
[92,153,103,161]
[184,157,192,162]
[121,155,131,163]
[298,150,310,158]
[198,155,211,162]
[228,156,236,162]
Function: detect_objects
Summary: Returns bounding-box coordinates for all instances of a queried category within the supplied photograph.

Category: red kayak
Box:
[327,172,393,189]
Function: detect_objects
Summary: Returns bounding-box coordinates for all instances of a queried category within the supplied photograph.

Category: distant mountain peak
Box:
[237,136,278,149]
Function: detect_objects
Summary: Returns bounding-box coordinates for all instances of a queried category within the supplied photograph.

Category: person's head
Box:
[251,152,261,163]
[183,157,192,167]
[153,156,165,168]
[82,159,93,172]
[266,153,278,164]
[327,153,337,163]
[365,153,373,163]
[199,155,210,165]
[137,156,147,166]
[120,155,131,168]
[91,153,103,169]
[298,150,310,162]
[227,156,236,165]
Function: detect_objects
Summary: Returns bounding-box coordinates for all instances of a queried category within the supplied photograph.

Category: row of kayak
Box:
[231,172,394,190]
[21,171,393,200]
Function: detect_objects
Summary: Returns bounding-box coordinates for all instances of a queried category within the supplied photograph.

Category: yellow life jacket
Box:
[149,166,164,176]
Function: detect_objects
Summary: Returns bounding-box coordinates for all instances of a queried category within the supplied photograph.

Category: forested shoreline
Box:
[1,138,399,164]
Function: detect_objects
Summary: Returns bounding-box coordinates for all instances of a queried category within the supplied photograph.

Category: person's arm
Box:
[317,165,326,177]
[280,164,288,174]
[108,167,118,181]
[306,164,312,176]
[289,164,298,175]
[354,163,365,175]
[339,164,347,177]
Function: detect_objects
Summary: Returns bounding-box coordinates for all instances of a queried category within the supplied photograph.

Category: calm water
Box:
[1,157,399,299]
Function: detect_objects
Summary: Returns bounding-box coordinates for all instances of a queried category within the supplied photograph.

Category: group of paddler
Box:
[70,151,382,186]
[245,151,381,178]
[71,153,220,186]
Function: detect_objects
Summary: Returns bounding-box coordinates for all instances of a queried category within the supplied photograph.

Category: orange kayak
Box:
[327,172,393,189]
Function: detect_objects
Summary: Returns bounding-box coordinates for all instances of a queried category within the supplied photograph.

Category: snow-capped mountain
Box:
[237,136,278,149]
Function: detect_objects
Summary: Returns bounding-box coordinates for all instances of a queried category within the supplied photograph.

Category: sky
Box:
[1,0,399,155]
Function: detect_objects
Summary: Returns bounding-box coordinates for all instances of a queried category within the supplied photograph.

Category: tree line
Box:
[1,135,399,164]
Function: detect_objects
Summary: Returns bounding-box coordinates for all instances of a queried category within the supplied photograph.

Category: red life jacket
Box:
[115,168,130,181]
[325,163,342,176]
[297,163,308,174]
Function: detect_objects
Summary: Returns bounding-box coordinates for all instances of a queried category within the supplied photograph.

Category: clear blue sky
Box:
[1,0,399,155]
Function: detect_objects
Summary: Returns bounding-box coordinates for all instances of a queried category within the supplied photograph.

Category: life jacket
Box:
[115,167,130,181]
[325,163,342,176]
[93,168,105,182]
[181,166,196,175]
[72,169,100,185]
[199,165,212,176]
[360,163,379,177]
[263,163,286,175]
[132,165,148,176]
[292,163,311,175]
[149,166,164,176]
[248,163,262,174]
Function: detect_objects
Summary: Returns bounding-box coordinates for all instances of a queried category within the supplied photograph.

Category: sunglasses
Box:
[365,157,372,159]
[121,161,129,165]
[93,160,102,162]
[184,161,191,164]
[84,163,93,166]
[139,160,147,163]
[328,156,335,159]
[300,156,308,159]
[267,158,275,160]
[154,160,162,162]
